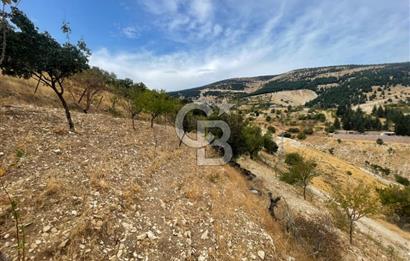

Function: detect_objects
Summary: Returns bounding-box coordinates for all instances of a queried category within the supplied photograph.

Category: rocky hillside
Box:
[1,74,409,261]
[170,62,410,108]
[0,105,315,260]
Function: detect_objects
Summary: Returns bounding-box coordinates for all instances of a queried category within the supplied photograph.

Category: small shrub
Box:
[395,174,410,186]
[325,125,336,133]
[297,132,306,140]
[378,186,410,228]
[337,138,342,144]
[370,164,391,176]
[303,128,314,135]
[285,153,303,166]
[281,132,291,138]
[346,171,353,176]
[328,148,335,155]
[267,126,276,133]
[288,127,300,133]
[208,173,221,184]
[15,148,25,159]
[263,133,278,154]
[265,115,272,122]
[376,138,384,145]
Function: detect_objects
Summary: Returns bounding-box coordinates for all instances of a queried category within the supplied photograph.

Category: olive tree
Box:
[0,0,18,65]
[333,183,380,244]
[1,8,89,131]
[125,84,148,130]
[145,90,177,128]
[70,67,110,113]
[281,157,318,200]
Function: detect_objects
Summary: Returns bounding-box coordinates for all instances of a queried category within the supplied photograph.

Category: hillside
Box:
[1,74,410,260]
[170,62,410,108]
[0,105,301,260]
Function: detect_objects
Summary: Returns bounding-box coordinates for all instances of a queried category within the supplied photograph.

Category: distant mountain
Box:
[169,62,410,108]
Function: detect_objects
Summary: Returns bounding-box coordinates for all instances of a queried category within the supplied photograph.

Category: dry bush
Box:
[89,171,109,192]
[43,178,64,196]
[36,177,66,208]
[292,215,344,261]
[207,172,221,184]
[121,182,141,209]
[183,182,202,201]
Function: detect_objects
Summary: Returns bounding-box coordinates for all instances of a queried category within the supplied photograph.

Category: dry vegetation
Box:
[0,104,317,260]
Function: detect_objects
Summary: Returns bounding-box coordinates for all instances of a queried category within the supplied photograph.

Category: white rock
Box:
[200,230,209,240]
[137,233,147,240]
[147,231,156,240]
[257,250,265,260]
[43,225,51,233]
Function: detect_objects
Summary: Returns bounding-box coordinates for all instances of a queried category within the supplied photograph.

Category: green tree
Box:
[125,85,148,130]
[145,90,178,128]
[281,158,318,200]
[241,125,264,159]
[333,117,341,129]
[70,67,111,113]
[333,183,380,244]
[378,186,410,228]
[1,8,89,131]
[0,0,18,65]
[263,132,278,154]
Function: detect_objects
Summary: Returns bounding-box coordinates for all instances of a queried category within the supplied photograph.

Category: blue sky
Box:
[19,0,410,91]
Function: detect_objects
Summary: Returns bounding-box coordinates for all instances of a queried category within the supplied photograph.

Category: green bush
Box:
[263,133,278,154]
[377,186,410,227]
[266,115,272,122]
[303,128,314,135]
[241,125,264,159]
[285,153,303,166]
[267,126,276,133]
[288,127,300,133]
[376,138,384,145]
[282,132,291,138]
[325,125,336,133]
[280,169,300,184]
[395,175,410,186]
[297,132,307,140]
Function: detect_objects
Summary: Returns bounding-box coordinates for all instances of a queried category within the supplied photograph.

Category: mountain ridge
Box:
[169,61,410,108]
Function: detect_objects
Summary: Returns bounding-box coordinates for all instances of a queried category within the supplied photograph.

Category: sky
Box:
[19,0,410,91]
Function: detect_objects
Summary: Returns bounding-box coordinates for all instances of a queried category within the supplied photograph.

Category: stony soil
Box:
[0,105,307,261]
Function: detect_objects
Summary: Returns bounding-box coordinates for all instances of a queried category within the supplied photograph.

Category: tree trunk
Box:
[0,3,7,66]
[303,185,307,200]
[179,132,186,147]
[53,85,75,131]
[132,114,136,130]
[349,220,354,244]
[150,115,155,128]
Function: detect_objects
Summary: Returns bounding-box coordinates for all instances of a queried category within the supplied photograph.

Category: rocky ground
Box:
[0,105,309,261]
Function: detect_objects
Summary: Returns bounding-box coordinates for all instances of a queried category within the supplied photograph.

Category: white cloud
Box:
[121,26,139,39]
[189,0,213,22]
[91,0,410,91]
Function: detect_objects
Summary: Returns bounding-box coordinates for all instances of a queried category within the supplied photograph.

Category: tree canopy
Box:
[1,8,89,130]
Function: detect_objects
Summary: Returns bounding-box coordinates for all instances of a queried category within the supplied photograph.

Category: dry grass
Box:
[43,177,64,197]
[0,74,127,115]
